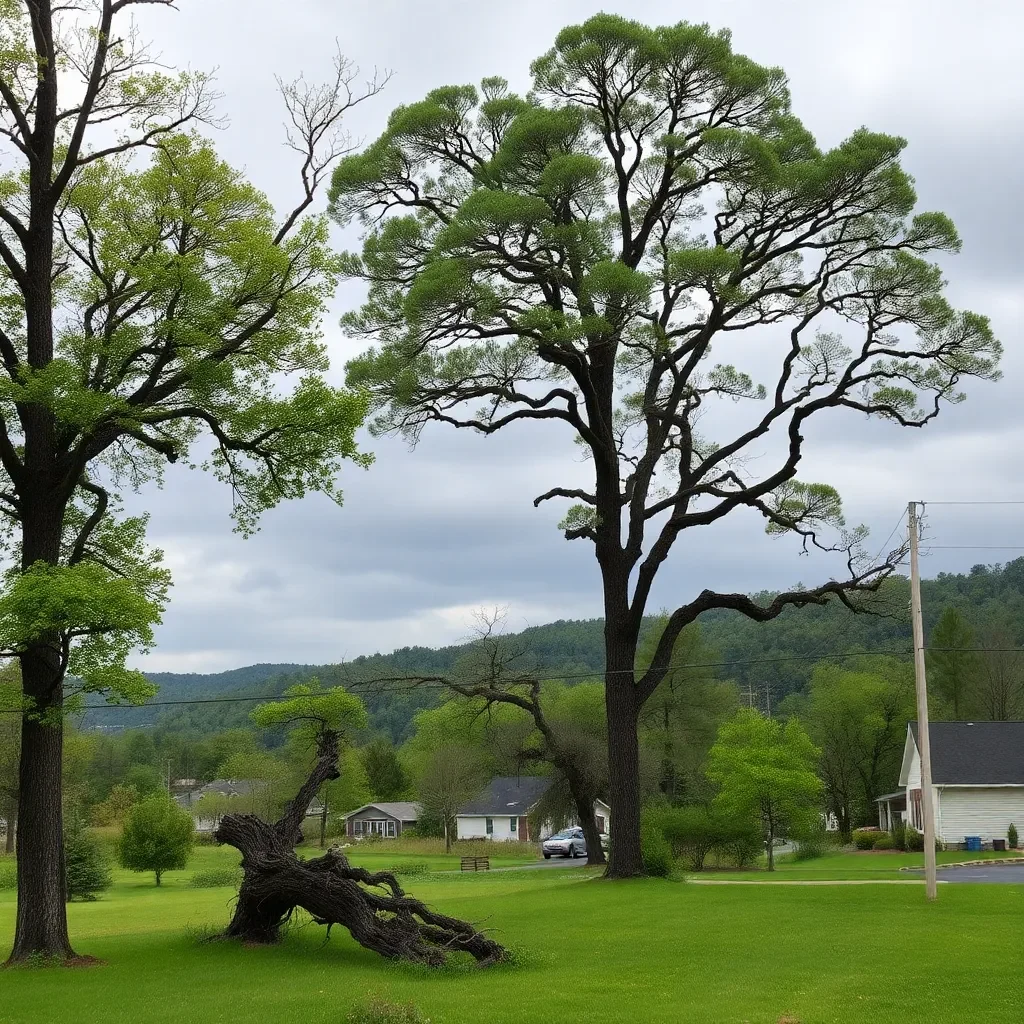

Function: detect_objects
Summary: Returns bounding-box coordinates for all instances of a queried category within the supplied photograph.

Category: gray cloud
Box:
[122,0,1023,671]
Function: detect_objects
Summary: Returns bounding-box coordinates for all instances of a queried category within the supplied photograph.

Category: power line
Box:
[924,546,1024,551]
[918,501,1024,506]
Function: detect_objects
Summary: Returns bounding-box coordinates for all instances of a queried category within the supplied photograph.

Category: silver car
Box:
[542,827,587,859]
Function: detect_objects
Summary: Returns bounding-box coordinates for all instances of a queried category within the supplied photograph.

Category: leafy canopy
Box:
[330,12,1000,694]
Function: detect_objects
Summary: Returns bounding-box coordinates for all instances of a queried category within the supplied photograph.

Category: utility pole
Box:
[908,500,938,901]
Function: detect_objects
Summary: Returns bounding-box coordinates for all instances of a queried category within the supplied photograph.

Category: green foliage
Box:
[361,737,410,801]
[64,812,112,901]
[250,679,368,734]
[123,765,165,799]
[707,710,822,868]
[640,811,674,877]
[798,662,914,834]
[189,868,243,889]
[1009,823,1019,850]
[0,859,16,889]
[345,998,427,1024]
[872,833,894,851]
[117,796,195,885]
[904,827,925,853]
[791,819,829,861]
[853,829,879,850]
[927,607,979,719]
[892,818,907,852]
[91,783,139,827]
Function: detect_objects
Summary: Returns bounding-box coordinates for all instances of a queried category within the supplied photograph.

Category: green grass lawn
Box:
[2,846,1022,1024]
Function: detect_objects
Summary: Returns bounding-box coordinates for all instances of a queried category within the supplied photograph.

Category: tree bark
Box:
[215,731,504,967]
[8,682,73,962]
[604,661,644,878]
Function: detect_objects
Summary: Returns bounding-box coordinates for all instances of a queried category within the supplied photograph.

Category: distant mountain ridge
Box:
[81,559,1024,741]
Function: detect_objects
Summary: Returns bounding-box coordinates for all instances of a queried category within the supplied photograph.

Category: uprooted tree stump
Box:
[214,730,505,966]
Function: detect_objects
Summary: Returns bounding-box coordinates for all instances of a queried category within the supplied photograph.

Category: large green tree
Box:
[329,14,999,875]
[790,660,914,835]
[707,708,822,871]
[927,607,978,719]
[0,1,380,961]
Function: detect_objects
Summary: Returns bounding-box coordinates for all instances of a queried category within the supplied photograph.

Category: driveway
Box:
[934,864,1024,884]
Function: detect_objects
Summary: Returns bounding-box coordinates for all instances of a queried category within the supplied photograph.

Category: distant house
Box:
[876,722,1024,846]
[341,802,422,839]
[455,776,611,843]
[174,779,323,833]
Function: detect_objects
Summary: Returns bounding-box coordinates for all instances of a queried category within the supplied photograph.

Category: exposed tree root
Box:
[214,731,505,967]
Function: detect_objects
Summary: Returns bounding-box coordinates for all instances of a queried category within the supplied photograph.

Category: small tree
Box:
[64,810,111,902]
[1008,823,1019,850]
[707,709,822,871]
[416,745,486,853]
[117,796,195,886]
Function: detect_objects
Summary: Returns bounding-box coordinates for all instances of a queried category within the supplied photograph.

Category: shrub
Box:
[189,868,243,889]
[0,860,15,890]
[346,998,427,1024]
[792,818,828,861]
[640,814,673,877]
[64,812,112,901]
[117,795,195,885]
[891,818,906,851]
[872,833,894,851]
[387,861,429,877]
[1008,823,1019,850]
[852,829,879,850]
[905,826,924,852]
[652,805,716,871]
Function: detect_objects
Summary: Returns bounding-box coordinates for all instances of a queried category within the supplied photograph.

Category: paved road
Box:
[933,864,1024,884]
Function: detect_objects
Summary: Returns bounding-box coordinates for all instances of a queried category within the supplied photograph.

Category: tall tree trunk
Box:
[8,671,73,962]
[604,634,644,877]
[9,501,75,962]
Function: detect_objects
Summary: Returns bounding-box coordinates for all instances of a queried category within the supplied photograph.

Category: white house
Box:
[455,775,610,843]
[876,722,1024,847]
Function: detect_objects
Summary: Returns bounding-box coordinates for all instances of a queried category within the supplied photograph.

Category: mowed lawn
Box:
[2,848,1022,1024]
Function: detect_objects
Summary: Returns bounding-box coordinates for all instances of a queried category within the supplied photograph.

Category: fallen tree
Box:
[214,686,505,967]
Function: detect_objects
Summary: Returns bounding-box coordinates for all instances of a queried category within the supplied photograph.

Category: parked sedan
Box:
[542,827,587,859]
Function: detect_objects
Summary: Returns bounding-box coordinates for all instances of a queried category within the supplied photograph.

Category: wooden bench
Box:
[460,856,490,872]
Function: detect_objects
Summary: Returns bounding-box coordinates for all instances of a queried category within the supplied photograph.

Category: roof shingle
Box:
[910,721,1024,785]
[457,776,552,816]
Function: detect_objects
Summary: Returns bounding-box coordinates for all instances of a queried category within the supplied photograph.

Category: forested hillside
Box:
[83,559,1024,741]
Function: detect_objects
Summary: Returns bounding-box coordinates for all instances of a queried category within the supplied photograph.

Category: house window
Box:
[485,817,493,835]
[387,819,396,837]
[595,815,606,834]
[509,817,517,835]
[353,820,365,835]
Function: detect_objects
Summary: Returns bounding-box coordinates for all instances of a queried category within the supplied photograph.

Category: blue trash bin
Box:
[965,836,982,852]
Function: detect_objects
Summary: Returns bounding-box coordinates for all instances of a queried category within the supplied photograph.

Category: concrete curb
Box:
[899,856,1024,873]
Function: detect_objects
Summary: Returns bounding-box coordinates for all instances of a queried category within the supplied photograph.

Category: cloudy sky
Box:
[123,0,1023,672]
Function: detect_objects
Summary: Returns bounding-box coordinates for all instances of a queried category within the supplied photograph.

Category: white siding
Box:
[456,814,521,841]
[936,787,1024,844]
[907,745,921,787]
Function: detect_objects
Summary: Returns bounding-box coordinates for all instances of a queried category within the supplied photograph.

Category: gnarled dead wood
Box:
[214,730,505,966]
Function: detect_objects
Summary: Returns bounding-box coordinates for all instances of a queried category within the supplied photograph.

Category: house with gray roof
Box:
[455,776,610,843]
[340,802,423,839]
[876,722,1024,848]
